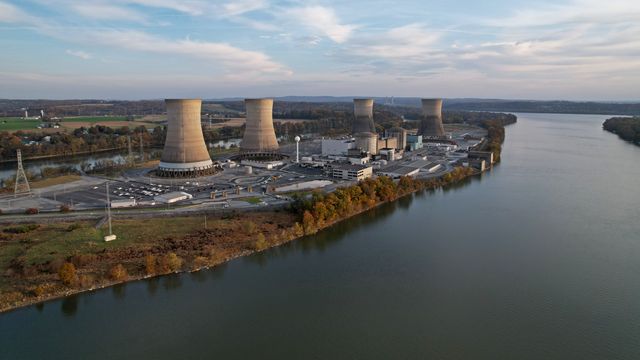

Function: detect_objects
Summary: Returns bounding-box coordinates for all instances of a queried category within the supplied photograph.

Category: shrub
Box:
[70,254,97,267]
[158,252,182,273]
[67,223,82,232]
[254,233,268,251]
[32,285,46,297]
[58,262,78,287]
[25,208,39,215]
[59,204,72,213]
[243,221,257,234]
[3,224,39,234]
[144,254,156,276]
[109,264,128,281]
[192,256,209,270]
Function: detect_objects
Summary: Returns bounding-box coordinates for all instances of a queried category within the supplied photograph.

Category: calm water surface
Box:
[1,113,640,359]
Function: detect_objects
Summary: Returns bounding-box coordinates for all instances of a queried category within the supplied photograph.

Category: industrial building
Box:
[322,138,355,156]
[154,191,193,204]
[468,150,494,164]
[407,134,424,151]
[240,98,280,156]
[330,164,373,181]
[157,99,216,177]
[111,198,137,208]
[418,98,445,138]
[378,165,420,178]
[377,137,398,152]
[388,127,407,150]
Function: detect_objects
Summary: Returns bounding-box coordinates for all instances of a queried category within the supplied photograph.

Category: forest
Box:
[602,117,640,145]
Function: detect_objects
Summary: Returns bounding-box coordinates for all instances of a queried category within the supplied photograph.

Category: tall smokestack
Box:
[352,99,376,134]
[418,98,445,138]
[157,99,214,177]
[241,99,279,153]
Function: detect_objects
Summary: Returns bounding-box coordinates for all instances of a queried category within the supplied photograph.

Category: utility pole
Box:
[104,182,116,241]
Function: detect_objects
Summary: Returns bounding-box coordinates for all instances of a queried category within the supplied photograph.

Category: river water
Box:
[1,113,640,359]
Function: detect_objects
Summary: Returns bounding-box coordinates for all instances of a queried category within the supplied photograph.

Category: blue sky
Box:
[0,0,638,100]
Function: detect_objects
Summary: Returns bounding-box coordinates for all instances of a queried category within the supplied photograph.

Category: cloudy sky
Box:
[0,0,638,100]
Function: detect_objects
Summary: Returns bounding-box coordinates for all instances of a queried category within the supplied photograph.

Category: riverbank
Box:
[0,121,508,313]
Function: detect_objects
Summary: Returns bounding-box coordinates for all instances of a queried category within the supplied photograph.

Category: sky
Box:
[0,0,639,100]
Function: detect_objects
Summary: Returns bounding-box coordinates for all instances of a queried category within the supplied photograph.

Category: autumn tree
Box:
[109,264,128,281]
[58,262,78,287]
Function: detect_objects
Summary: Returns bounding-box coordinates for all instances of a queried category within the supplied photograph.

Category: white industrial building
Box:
[111,199,137,208]
[322,138,355,156]
[154,191,193,204]
[330,164,373,181]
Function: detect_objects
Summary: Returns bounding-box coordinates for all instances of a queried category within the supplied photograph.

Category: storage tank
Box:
[355,132,378,155]
[158,99,215,177]
[418,98,445,138]
[240,98,279,153]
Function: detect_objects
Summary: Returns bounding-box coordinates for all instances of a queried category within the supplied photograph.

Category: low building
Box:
[330,164,373,181]
[468,150,494,164]
[111,199,137,208]
[154,191,193,204]
[378,148,396,161]
[466,158,486,171]
[322,138,355,156]
[240,159,284,169]
[378,165,420,178]
[407,134,423,151]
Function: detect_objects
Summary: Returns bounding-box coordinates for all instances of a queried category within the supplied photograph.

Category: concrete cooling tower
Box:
[157,99,215,177]
[240,99,279,153]
[352,99,376,134]
[418,98,445,138]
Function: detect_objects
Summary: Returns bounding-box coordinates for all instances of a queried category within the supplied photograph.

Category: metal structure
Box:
[240,98,279,154]
[14,149,31,197]
[352,99,376,134]
[418,98,445,138]
[157,99,216,177]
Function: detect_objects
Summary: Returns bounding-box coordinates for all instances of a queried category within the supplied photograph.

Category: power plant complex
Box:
[157,99,217,177]
[418,98,445,138]
[154,96,451,179]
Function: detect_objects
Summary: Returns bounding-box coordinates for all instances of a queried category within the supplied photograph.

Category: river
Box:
[1,113,640,359]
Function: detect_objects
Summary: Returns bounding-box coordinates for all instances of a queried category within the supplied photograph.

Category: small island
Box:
[603,117,640,146]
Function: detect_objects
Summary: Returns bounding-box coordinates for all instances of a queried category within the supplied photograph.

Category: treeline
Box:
[603,117,640,145]
[290,168,475,235]
[480,119,507,162]
[0,125,165,160]
[445,100,640,116]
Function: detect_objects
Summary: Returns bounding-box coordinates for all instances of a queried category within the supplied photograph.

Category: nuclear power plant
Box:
[238,98,282,160]
[353,99,378,155]
[157,99,216,177]
[418,98,445,138]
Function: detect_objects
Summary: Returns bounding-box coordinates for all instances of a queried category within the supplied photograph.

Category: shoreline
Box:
[0,121,509,314]
[0,167,481,314]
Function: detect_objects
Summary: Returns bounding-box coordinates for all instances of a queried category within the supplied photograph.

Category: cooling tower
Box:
[240,99,279,153]
[157,99,214,177]
[418,98,445,138]
[353,99,376,134]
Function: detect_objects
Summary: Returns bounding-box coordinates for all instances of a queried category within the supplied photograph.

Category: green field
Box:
[0,118,41,131]
[61,116,134,123]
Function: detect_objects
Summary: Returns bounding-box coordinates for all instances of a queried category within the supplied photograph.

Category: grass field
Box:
[30,175,83,189]
[0,118,41,131]
[61,116,133,123]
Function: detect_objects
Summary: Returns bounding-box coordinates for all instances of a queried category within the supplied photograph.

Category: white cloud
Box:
[69,3,147,23]
[66,49,92,60]
[285,6,355,43]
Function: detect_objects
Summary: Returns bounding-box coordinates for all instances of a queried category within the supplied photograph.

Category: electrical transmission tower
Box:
[127,136,134,165]
[14,149,31,197]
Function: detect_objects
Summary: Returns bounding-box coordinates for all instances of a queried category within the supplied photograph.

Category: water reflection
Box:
[61,296,78,317]
[112,283,127,299]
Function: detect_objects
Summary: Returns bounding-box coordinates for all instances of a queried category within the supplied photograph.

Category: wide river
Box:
[1,113,640,359]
